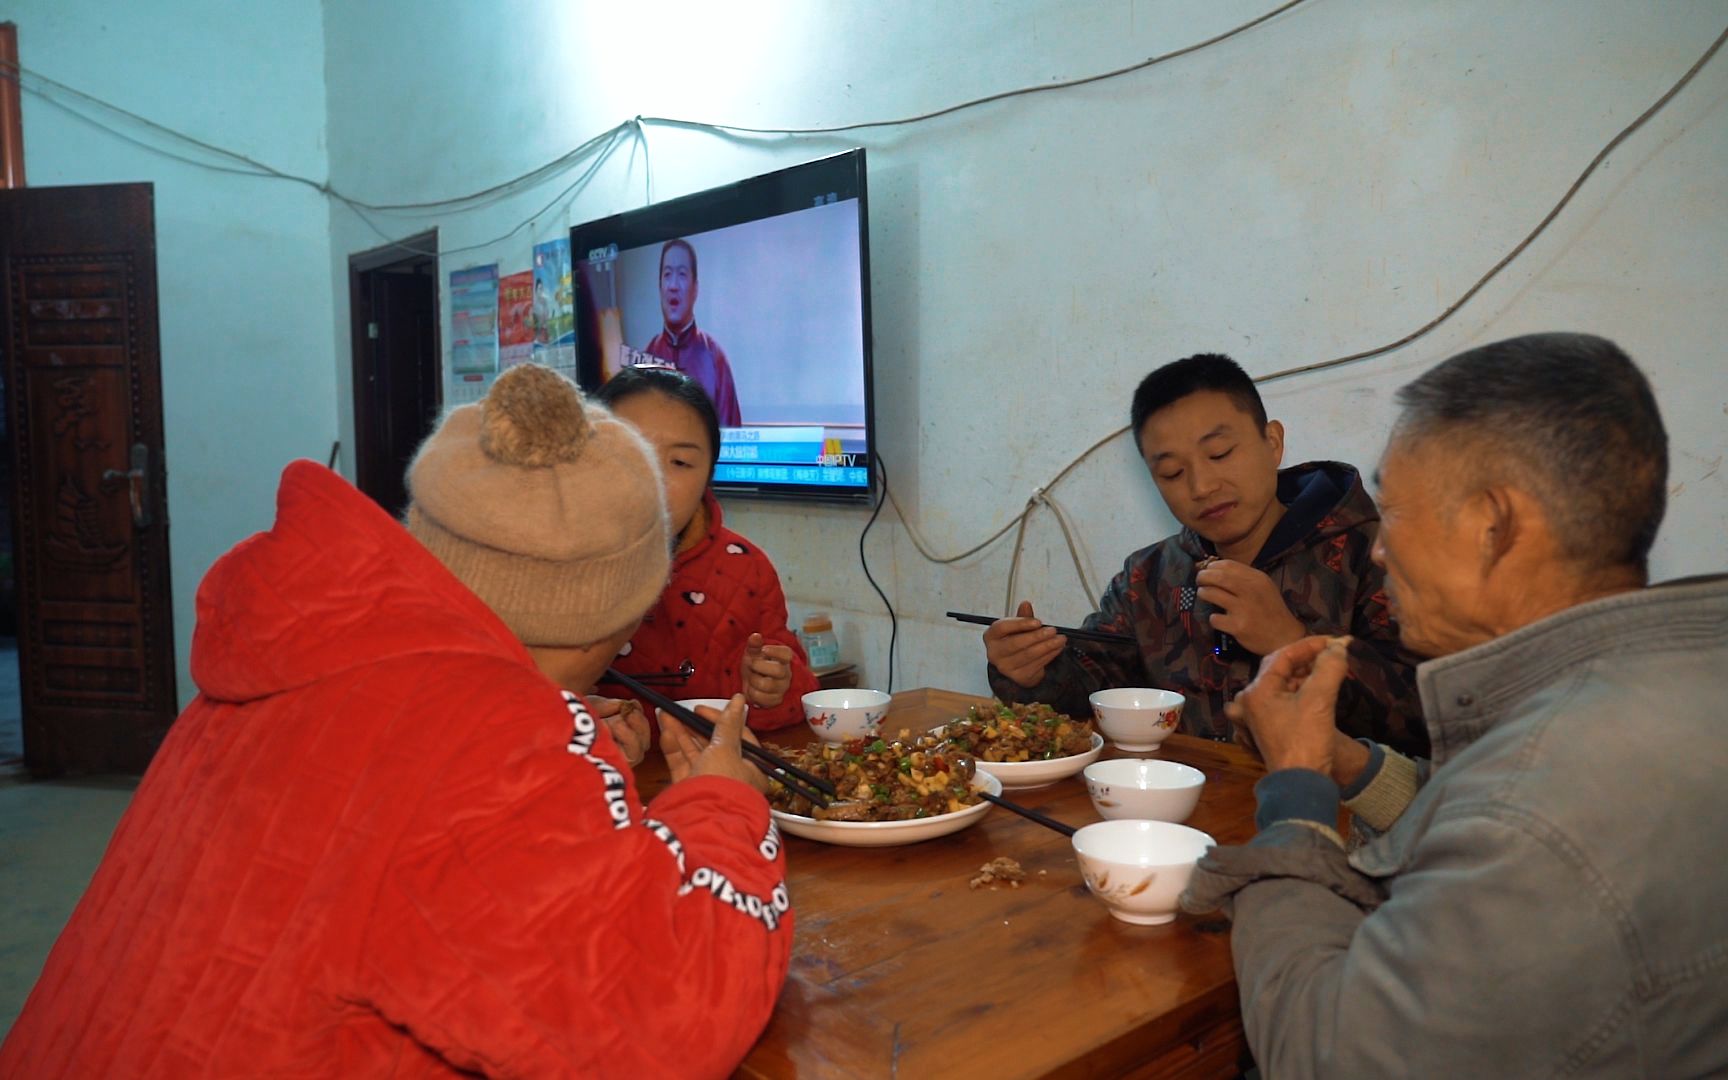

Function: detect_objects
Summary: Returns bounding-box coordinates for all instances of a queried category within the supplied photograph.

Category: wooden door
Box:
[0,182,176,776]
[351,237,439,519]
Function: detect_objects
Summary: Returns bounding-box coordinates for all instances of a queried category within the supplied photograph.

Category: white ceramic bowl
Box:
[673,698,734,714]
[1071,819,1215,925]
[967,732,1106,791]
[664,698,739,734]
[802,688,893,742]
[1083,758,1206,822]
[771,771,1001,847]
[1088,688,1185,752]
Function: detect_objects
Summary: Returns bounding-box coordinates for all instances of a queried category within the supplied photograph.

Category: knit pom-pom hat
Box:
[406,364,669,646]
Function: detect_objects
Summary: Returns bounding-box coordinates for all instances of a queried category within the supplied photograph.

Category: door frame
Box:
[347,231,439,505]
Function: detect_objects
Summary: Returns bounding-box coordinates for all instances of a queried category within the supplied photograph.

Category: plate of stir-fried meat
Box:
[934,701,1105,791]
[767,731,1001,847]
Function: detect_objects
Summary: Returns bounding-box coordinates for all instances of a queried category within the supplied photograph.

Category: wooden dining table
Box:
[643,687,1267,1079]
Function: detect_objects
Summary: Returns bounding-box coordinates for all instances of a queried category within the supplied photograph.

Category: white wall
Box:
[323,0,1728,695]
[14,0,337,706]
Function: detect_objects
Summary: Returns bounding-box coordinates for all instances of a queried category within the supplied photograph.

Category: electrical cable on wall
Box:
[0,0,1308,251]
[345,125,633,259]
[859,452,899,691]
[6,60,635,258]
[1253,19,1728,386]
[0,57,636,215]
[0,0,1318,694]
[637,0,1310,136]
[5,11,1724,636]
[633,116,654,205]
[878,19,1728,612]
[0,0,1307,210]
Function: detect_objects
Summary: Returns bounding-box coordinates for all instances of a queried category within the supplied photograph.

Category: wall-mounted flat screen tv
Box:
[571,149,875,504]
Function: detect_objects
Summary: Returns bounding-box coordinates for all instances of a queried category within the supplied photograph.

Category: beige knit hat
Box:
[405,364,669,646]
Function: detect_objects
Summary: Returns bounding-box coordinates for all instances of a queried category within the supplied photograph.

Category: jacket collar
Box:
[1176,460,1370,567]
[661,320,698,348]
[1416,574,1728,765]
[673,489,726,571]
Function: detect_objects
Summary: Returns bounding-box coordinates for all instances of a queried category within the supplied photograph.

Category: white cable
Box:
[888,21,1728,598]
[7,18,1722,615]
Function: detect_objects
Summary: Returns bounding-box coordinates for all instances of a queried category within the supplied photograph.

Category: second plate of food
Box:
[937,701,1105,791]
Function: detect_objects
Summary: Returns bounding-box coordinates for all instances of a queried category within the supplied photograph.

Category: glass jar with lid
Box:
[799,611,841,670]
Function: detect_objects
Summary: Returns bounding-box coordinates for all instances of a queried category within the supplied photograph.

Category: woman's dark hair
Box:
[595,366,722,468]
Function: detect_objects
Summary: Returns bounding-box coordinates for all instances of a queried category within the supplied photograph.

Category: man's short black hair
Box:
[1131,353,1268,438]
[1393,332,1668,573]
[659,238,698,283]
[595,365,722,468]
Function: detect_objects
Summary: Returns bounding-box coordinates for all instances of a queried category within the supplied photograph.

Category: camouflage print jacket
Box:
[988,461,1428,757]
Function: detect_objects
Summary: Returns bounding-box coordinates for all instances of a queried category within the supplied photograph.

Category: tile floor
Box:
[0,643,138,1038]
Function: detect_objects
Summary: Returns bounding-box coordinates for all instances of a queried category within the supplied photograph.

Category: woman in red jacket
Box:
[0,365,792,1078]
[597,367,819,731]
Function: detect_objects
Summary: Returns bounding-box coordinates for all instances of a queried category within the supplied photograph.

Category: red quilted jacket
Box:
[0,462,793,1078]
[601,492,817,732]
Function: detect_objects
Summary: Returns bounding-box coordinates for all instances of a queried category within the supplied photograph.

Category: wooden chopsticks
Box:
[602,667,838,808]
[945,610,1135,647]
[975,791,1076,837]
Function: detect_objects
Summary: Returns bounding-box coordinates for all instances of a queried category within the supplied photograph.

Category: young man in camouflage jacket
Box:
[984,354,1426,756]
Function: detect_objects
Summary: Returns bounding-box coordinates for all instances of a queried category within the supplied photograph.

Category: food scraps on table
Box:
[969,857,1026,890]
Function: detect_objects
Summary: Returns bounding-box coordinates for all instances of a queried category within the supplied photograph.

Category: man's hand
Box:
[1226,635,1353,775]
[588,694,650,767]
[1195,560,1307,656]
[742,632,796,709]
[983,601,1068,688]
[658,694,768,793]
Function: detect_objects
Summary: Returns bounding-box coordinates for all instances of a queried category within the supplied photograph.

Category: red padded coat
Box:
[601,492,817,731]
[0,462,793,1078]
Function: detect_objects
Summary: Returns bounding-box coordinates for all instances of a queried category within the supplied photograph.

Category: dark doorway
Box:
[350,233,439,519]
[0,182,178,776]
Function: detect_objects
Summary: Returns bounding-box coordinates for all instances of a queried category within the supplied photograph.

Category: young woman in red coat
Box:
[597,367,819,731]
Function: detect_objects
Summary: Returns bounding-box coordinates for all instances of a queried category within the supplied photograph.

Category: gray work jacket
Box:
[1186,575,1728,1078]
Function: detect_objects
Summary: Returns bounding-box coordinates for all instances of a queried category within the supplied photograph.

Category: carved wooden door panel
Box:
[0,182,176,775]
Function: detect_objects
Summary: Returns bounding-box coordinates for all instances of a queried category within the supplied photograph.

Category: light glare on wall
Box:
[559,0,815,121]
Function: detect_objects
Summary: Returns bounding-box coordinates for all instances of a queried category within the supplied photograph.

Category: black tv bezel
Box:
[571,148,876,506]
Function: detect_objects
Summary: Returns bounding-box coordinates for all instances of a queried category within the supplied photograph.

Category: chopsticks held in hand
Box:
[602,668,837,808]
[945,611,1134,647]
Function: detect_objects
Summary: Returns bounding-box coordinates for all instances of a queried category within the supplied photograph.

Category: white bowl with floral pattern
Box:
[801,688,892,743]
[1088,688,1185,752]
[1071,819,1215,925]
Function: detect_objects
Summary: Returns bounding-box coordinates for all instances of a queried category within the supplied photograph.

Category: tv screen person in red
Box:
[643,238,743,426]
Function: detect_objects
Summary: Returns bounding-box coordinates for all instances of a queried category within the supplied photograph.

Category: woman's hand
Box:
[742,632,796,709]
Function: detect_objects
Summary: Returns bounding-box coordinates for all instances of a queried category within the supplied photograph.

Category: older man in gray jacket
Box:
[1183,333,1728,1077]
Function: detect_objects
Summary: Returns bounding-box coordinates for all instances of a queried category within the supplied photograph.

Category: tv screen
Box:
[572,150,876,503]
